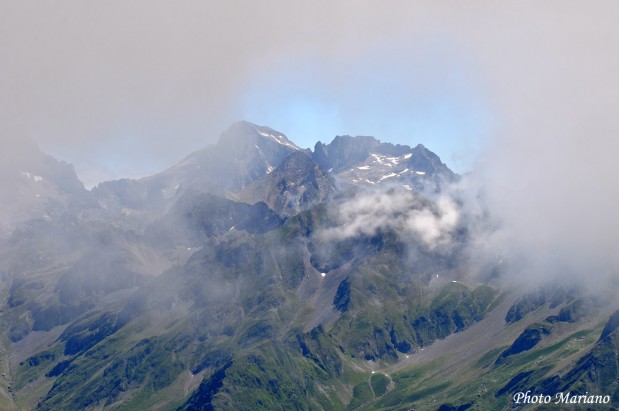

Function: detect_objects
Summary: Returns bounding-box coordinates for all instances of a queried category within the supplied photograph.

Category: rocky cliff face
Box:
[314,135,456,194]
[0,138,93,238]
[239,151,335,217]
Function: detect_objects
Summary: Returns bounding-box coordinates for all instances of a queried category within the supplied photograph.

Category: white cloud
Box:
[319,188,459,249]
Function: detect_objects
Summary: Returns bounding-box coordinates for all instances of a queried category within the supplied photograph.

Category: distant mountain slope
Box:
[92,121,301,214]
[313,135,456,192]
[0,138,94,238]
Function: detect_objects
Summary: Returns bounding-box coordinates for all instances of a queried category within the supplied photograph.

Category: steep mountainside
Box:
[0,122,616,411]
[0,138,95,239]
[313,135,456,192]
[238,151,335,217]
[92,121,301,215]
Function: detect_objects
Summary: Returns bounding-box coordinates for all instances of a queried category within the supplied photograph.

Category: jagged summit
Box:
[312,133,455,191]
[313,135,386,172]
[409,143,455,177]
[217,121,301,152]
[91,121,455,214]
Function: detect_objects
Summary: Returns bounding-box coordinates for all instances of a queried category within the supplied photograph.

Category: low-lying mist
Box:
[315,147,619,293]
[318,187,459,251]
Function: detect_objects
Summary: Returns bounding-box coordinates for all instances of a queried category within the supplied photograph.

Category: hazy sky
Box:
[1,1,618,190]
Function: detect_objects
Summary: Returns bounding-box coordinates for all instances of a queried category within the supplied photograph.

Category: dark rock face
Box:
[313,135,456,192]
[408,144,455,177]
[240,151,335,217]
[600,309,619,341]
[505,286,577,324]
[333,277,351,312]
[177,361,233,411]
[495,370,537,397]
[312,135,455,178]
[496,323,551,364]
[313,135,387,172]
[59,312,123,356]
[546,298,598,324]
[146,192,284,248]
[262,152,335,216]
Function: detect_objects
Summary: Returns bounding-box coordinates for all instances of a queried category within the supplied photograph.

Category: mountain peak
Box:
[218,121,301,151]
[312,135,382,172]
[137,121,302,197]
[408,143,454,177]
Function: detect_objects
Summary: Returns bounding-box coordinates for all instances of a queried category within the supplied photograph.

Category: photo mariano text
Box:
[513,390,611,405]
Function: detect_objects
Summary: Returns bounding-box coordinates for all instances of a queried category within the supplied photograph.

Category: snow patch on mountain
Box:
[257,129,300,150]
[379,173,397,181]
[21,171,43,182]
